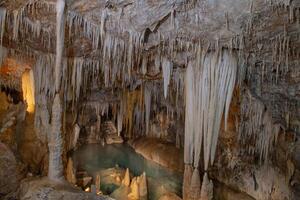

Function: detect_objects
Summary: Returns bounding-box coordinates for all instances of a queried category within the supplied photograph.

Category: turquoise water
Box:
[72,144,182,199]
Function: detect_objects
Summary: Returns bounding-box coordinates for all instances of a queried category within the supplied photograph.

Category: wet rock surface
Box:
[19,178,113,200]
[129,138,184,173]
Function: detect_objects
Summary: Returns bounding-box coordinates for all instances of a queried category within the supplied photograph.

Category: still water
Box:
[72,143,182,199]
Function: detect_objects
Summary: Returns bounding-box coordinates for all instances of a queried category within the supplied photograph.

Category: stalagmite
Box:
[183,164,193,200]
[48,94,64,180]
[66,158,76,184]
[48,0,65,181]
[200,173,213,200]
[189,168,201,200]
[122,168,130,187]
[96,174,101,193]
[128,177,139,200]
[138,172,147,198]
[34,95,50,143]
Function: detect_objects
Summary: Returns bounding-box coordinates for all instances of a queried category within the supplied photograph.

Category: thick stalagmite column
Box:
[200,173,213,200]
[189,168,201,200]
[48,0,65,181]
[48,94,64,180]
[183,164,193,200]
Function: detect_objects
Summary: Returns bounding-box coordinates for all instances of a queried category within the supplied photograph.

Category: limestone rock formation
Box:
[66,158,76,185]
[129,138,184,172]
[0,142,26,198]
[103,121,123,145]
[19,178,113,200]
[128,177,139,200]
[137,172,147,198]
[158,193,182,200]
[122,168,130,187]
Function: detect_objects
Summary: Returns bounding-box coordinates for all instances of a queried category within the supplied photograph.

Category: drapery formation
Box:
[183,49,237,199]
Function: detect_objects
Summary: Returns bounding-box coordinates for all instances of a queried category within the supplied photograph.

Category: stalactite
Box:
[0,46,7,67]
[71,58,83,104]
[239,89,281,162]
[12,9,23,41]
[23,17,42,38]
[141,56,147,75]
[55,0,65,91]
[155,54,161,73]
[117,102,123,136]
[33,54,56,99]
[0,8,6,45]
[162,57,173,99]
[173,68,185,107]
[184,63,194,165]
[144,83,151,135]
[100,10,107,42]
[184,49,237,199]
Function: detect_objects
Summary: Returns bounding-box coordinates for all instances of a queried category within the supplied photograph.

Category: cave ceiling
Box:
[1,0,299,61]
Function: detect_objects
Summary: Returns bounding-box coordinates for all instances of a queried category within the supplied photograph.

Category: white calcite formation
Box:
[184,49,237,198]
[48,94,64,180]
[48,0,65,181]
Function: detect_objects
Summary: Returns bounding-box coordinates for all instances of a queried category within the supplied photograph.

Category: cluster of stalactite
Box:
[238,88,281,162]
[183,48,237,200]
[81,77,185,143]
